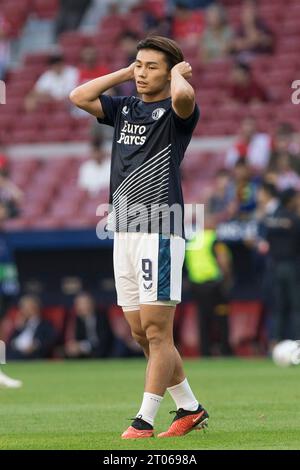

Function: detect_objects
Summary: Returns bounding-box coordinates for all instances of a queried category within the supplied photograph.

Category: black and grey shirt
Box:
[97,94,199,237]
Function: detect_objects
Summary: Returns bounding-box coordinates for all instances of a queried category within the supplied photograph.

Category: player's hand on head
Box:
[172,61,192,80]
[125,61,136,80]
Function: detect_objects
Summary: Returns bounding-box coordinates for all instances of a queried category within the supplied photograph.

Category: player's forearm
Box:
[170,69,194,103]
[69,68,132,105]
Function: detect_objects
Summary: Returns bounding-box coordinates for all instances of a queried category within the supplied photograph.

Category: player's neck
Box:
[141,90,170,103]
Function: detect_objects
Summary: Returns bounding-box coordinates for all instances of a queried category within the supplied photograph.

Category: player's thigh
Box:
[123,309,145,337]
[140,303,176,339]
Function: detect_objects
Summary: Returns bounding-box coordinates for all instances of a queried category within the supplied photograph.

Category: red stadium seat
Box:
[32,0,59,19]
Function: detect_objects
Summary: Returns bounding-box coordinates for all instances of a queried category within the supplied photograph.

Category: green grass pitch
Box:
[0,358,300,450]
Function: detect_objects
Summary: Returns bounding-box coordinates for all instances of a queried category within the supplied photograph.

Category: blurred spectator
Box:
[227,61,269,104]
[169,0,215,10]
[25,53,78,112]
[230,0,274,61]
[78,137,110,195]
[257,188,300,346]
[55,0,92,38]
[65,292,114,359]
[200,4,233,62]
[207,169,236,221]
[269,123,300,174]
[0,14,10,80]
[143,5,172,37]
[225,117,271,170]
[78,46,110,85]
[185,216,232,356]
[119,31,140,66]
[116,31,140,96]
[172,1,204,45]
[7,295,57,360]
[255,180,278,222]
[229,159,260,218]
[0,155,21,323]
[266,152,300,192]
[0,153,23,218]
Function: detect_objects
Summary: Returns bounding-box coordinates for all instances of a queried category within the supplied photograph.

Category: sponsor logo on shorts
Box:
[143,282,153,291]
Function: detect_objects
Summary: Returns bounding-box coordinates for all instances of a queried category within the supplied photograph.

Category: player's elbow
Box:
[172,91,195,119]
[69,88,85,107]
[172,89,194,108]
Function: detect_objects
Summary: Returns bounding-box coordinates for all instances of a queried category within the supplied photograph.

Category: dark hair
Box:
[136,35,184,70]
[280,188,297,207]
[260,181,278,199]
[91,136,103,149]
[276,122,294,136]
[216,168,230,178]
[48,53,64,65]
[234,61,251,74]
[19,294,41,308]
[235,158,248,168]
[120,30,140,41]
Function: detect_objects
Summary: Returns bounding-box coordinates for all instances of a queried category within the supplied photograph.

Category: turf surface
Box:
[0,358,300,450]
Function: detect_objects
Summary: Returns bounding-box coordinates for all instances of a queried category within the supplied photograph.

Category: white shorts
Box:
[113,232,185,311]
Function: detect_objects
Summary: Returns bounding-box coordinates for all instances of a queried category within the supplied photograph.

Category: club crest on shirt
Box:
[122,105,129,116]
[152,108,165,120]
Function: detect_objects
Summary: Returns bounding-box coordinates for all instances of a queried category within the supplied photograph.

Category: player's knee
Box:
[144,324,166,348]
[132,331,148,349]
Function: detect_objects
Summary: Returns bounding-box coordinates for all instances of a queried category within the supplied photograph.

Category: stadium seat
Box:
[32,0,59,19]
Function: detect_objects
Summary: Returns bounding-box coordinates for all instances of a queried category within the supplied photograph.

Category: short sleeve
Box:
[97,95,126,127]
[171,103,200,134]
[35,72,51,93]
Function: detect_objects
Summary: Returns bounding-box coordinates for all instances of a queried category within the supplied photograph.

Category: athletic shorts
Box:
[113,232,185,311]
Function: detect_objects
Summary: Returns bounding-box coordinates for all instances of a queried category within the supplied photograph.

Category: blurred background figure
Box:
[227,61,269,105]
[7,295,57,360]
[0,153,23,219]
[0,152,21,326]
[55,0,93,38]
[78,137,110,195]
[185,214,232,356]
[206,169,236,222]
[257,187,300,349]
[230,159,260,219]
[77,46,110,85]
[172,1,204,46]
[0,13,10,81]
[230,0,274,61]
[24,52,78,112]
[225,117,271,170]
[200,3,233,63]
[65,292,114,359]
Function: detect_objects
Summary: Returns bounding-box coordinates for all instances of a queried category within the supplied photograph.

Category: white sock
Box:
[136,392,163,426]
[167,378,199,411]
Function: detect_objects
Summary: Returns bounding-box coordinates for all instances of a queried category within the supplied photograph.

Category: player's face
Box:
[134,49,170,97]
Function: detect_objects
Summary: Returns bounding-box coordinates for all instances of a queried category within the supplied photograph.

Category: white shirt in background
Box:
[226,133,271,170]
[35,66,79,100]
[78,158,111,195]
